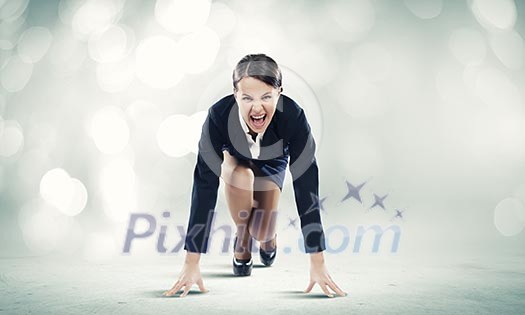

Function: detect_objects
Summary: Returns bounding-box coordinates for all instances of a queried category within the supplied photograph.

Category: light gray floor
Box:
[1,251,524,314]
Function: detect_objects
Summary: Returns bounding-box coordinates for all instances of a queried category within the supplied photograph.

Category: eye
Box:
[263,95,271,100]
[242,97,252,101]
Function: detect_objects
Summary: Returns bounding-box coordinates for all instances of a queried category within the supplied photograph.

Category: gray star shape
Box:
[303,193,328,216]
[369,193,388,210]
[341,180,366,203]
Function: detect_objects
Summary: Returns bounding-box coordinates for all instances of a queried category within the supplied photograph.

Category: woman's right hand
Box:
[163,252,209,298]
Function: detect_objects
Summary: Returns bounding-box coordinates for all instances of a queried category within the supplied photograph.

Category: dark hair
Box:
[232,53,283,92]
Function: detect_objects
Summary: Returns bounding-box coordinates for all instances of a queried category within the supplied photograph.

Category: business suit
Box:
[184,93,327,254]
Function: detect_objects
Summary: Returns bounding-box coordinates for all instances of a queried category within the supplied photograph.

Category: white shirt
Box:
[238,108,265,159]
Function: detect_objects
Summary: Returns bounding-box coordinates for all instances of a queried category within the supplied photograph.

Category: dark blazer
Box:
[184,93,327,254]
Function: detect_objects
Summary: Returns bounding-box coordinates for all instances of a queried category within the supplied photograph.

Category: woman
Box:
[163,54,347,298]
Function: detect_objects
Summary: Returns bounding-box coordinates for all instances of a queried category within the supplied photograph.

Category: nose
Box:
[251,103,264,114]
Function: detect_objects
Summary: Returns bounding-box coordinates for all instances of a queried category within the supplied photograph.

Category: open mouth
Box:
[250,114,266,128]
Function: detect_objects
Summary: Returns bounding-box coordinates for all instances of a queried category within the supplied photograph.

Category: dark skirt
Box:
[222,143,289,191]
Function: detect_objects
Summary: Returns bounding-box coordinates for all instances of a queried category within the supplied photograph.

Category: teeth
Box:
[251,114,266,119]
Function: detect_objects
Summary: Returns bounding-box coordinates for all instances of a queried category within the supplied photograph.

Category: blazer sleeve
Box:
[184,108,225,253]
[288,108,327,253]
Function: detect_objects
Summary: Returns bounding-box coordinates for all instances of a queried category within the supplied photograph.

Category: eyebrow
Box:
[242,92,271,97]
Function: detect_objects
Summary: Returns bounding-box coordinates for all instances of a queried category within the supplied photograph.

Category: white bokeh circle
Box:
[494,197,525,236]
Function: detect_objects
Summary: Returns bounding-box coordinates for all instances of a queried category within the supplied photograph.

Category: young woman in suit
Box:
[164,54,347,298]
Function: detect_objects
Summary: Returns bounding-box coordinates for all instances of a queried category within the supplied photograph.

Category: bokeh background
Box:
[1,0,525,313]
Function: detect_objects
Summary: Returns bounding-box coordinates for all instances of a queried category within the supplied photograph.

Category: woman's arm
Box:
[287,106,347,297]
[164,107,225,297]
[184,107,226,253]
[287,107,326,253]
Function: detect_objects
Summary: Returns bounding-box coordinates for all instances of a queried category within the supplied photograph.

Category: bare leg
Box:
[249,177,280,252]
[221,151,255,260]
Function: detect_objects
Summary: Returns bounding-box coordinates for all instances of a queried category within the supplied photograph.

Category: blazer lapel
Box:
[258,118,284,160]
[227,102,252,159]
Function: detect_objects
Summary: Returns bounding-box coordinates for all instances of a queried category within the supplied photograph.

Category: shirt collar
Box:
[238,106,265,141]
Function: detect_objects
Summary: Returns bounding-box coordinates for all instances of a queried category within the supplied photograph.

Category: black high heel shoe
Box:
[232,235,253,276]
[259,233,277,267]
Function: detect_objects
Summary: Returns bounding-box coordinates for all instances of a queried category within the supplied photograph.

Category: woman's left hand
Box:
[304,252,347,298]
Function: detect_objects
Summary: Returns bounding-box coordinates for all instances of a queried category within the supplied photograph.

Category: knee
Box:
[249,228,274,243]
[222,164,255,192]
[250,232,266,243]
[248,209,276,242]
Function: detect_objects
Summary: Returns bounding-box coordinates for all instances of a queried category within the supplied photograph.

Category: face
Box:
[233,76,281,134]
